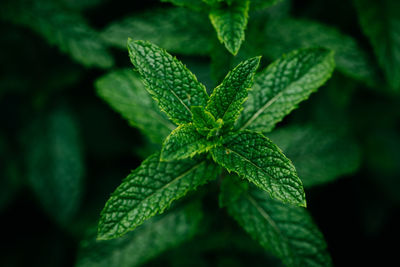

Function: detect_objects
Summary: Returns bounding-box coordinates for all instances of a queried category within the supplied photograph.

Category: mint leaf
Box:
[221,177,332,267]
[259,18,379,86]
[209,0,250,55]
[78,202,203,267]
[128,40,209,125]
[161,124,212,161]
[96,69,175,144]
[354,0,400,90]
[24,108,85,225]
[98,153,219,240]
[191,106,224,138]
[237,48,335,133]
[212,130,306,206]
[206,56,260,130]
[101,8,213,56]
[268,124,361,188]
[0,0,114,68]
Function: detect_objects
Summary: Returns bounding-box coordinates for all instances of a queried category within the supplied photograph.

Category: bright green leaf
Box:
[354,0,400,90]
[161,124,213,161]
[211,130,306,206]
[209,0,250,55]
[237,48,335,133]
[78,202,203,267]
[95,69,175,144]
[221,177,332,267]
[127,40,209,125]
[259,18,379,86]
[97,153,219,240]
[267,125,361,188]
[0,0,114,68]
[191,106,224,138]
[101,8,213,56]
[24,108,85,225]
[206,56,260,130]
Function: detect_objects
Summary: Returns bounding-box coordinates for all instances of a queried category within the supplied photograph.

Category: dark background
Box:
[1,0,399,266]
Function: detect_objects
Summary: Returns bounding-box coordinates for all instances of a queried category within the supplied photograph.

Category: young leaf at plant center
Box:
[98,153,219,240]
[259,18,379,87]
[206,56,260,130]
[0,0,114,68]
[160,124,214,161]
[96,69,175,144]
[128,40,209,125]
[353,0,400,90]
[23,108,85,225]
[191,106,224,138]
[267,125,361,188]
[209,0,250,55]
[237,48,335,133]
[211,130,306,206]
[78,202,203,267]
[220,177,332,267]
[101,8,213,56]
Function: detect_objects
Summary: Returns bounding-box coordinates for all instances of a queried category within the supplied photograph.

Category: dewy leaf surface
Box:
[237,48,335,133]
[212,130,306,206]
[259,18,379,86]
[221,178,332,267]
[161,124,212,161]
[98,153,219,240]
[267,125,361,188]
[354,0,400,90]
[209,0,250,55]
[206,56,260,129]
[0,0,114,68]
[128,40,209,125]
[101,8,213,56]
[78,202,203,267]
[96,69,174,144]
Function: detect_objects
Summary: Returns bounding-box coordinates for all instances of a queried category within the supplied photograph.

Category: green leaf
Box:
[161,124,213,161]
[259,18,379,86]
[209,0,250,55]
[191,106,224,138]
[251,0,282,9]
[221,177,332,267]
[98,153,219,240]
[211,130,306,206]
[0,0,113,68]
[237,48,335,133]
[24,108,85,225]
[161,0,207,11]
[101,8,213,56]
[78,202,203,267]
[354,0,400,90]
[95,69,175,144]
[267,125,361,188]
[127,40,209,125]
[206,57,260,130]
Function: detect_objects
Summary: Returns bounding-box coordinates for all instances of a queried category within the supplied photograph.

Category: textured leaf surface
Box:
[24,109,84,225]
[101,8,212,55]
[98,153,219,240]
[209,0,250,55]
[237,48,335,133]
[206,57,260,130]
[0,0,113,68]
[128,40,209,125]
[78,202,203,267]
[268,125,361,188]
[212,130,305,206]
[161,124,212,161]
[221,177,332,267]
[191,106,223,137]
[354,0,400,90]
[259,18,379,86]
[96,69,174,144]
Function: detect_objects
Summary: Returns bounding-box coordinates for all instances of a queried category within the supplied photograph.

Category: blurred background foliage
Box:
[0,0,399,266]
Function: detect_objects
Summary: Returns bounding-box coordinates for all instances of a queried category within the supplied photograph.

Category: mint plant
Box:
[97,39,335,266]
